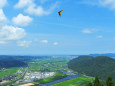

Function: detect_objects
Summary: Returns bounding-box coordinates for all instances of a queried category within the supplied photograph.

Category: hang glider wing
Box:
[58,10,63,16]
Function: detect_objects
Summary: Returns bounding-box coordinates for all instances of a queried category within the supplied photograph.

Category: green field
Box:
[52,76,94,86]
[0,67,19,78]
[28,57,68,72]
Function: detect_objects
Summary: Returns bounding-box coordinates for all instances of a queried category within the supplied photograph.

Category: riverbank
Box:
[34,71,67,85]
[19,83,34,86]
[52,76,94,86]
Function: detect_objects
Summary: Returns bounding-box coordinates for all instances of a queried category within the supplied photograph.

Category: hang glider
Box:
[58,10,63,16]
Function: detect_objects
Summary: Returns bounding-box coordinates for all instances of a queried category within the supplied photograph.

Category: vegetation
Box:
[106,76,113,86]
[93,76,102,86]
[52,76,94,86]
[0,55,52,70]
[86,76,115,86]
[68,56,115,80]
[0,56,27,69]
[0,56,69,86]
[34,71,67,84]
[28,57,68,72]
[87,82,93,86]
[0,67,19,78]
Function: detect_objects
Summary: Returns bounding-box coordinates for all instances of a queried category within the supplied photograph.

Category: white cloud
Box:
[17,40,32,47]
[97,35,103,38]
[40,40,48,43]
[0,9,7,24]
[0,41,6,44]
[99,0,115,10]
[25,2,59,16]
[15,0,58,16]
[0,25,26,41]
[12,14,33,26]
[14,0,33,9]
[53,42,58,46]
[0,0,7,8]
[25,5,50,16]
[80,0,115,10]
[82,29,97,34]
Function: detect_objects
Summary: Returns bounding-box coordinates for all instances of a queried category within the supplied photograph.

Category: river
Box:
[36,69,81,86]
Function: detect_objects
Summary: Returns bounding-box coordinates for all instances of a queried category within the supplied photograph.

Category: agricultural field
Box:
[28,57,69,72]
[52,76,94,86]
[0,67,19,78]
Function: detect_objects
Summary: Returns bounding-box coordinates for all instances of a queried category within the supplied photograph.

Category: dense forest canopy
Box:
[0,55,52,69]
[68,56,115,80]
[0,56,28,69]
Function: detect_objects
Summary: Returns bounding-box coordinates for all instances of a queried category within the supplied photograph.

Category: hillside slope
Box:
[68,56,115,80]
[0,56,27,69]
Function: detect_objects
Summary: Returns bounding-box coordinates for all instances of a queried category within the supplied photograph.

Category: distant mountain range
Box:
[89,53,115,58]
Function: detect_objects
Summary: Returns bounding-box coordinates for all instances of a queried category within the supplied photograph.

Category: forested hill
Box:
[0,55,51,69]
[68,56,115,80]
[0,56,27,69]
[0,55,51,61]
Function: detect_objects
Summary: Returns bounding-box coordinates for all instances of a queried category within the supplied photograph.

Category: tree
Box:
[99,84,104,86]
[87,82,93,86]
[94,76,100,86]
[106,76,113,86]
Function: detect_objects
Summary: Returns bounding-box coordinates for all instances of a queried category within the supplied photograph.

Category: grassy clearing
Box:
[52,76,94,86]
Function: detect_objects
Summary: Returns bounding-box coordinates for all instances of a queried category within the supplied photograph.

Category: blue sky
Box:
[1,0,115,55]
